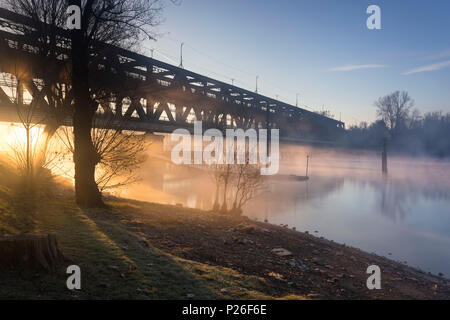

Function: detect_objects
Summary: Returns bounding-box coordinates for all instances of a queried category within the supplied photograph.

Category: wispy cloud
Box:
[404,60,450,75]
[329,64,386,72]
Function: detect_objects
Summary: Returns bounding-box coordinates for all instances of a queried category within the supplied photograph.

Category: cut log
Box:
[0,234,67,272]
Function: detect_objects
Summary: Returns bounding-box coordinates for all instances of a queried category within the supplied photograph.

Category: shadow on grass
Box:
[0,200,219,299]
[0,192,275,299]
[78,202,280,300]
[73,205,220,299]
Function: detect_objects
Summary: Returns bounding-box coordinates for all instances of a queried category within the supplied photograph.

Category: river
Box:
[120,144,450,278]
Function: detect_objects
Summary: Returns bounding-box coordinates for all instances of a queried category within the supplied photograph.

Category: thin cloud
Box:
[329,64,386,72]
[404,60,450,75]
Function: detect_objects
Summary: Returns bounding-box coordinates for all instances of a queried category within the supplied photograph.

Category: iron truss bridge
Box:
[0,8,344,144]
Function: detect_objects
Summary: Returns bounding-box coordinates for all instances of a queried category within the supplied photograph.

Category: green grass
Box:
[0,163,302,300]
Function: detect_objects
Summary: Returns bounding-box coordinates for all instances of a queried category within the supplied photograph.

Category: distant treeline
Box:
[337,91,450,158]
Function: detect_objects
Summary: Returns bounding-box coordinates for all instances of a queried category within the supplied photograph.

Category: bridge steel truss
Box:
[0,8,344,143]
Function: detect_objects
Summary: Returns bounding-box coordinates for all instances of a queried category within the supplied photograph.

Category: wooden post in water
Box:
[305,155,310,178]
[382,138,388,175]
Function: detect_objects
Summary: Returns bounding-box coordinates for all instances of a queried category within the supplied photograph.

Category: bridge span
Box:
[0,8,344,144]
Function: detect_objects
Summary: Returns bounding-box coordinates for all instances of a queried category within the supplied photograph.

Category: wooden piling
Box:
[382,138,388,174]
[305,155,310,178]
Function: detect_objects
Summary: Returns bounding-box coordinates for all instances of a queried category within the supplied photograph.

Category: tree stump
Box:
[0,234,67,272]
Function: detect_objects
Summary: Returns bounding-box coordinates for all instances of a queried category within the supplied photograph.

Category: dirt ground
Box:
[104,197,450,300]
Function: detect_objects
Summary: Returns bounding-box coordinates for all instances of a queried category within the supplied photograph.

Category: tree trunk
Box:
[212,182,220,211]
[0,234,67,272]
[73,104,103,207]
[70,1,104,208]
[221,175,229,212]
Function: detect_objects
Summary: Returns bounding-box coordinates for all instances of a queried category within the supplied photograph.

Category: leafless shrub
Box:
[0,71,60,181]
[209,150,265,215]
[56,114,149,192]
[230,162,264,214]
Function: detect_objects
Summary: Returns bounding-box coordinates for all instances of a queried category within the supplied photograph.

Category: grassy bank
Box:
[0,163,302,299]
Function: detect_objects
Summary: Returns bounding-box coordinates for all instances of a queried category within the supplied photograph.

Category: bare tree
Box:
[207,163,233,213]
[4,0,177,207]
[219,164,233,212]
[375,91,414,137]
[56,114,149,192]
[2,0,73,136]
[0,70,59,181]
[209,160,264,216]
[210,163,222,211]
[409,108,422,129]
[230,162,263,215]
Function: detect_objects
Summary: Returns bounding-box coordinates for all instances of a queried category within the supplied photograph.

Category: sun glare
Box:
[0,122,45,150]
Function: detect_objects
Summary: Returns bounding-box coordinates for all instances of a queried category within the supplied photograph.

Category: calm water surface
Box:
[121,147,450,277]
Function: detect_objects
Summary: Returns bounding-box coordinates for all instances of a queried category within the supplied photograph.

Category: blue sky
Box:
[143,0,450,126]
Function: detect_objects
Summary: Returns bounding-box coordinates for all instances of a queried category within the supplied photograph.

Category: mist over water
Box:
[3,119,447,277]
[0,117,450,277]
[0,119,450,277]
[120,140,450,277]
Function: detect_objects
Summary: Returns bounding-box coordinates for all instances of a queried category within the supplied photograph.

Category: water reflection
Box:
[119,148,450,277]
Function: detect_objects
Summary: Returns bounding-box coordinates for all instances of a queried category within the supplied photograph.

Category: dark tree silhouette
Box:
[4,0,176,207]
[68,0,172,207]
[375,91,414,138]
[56,114,149,192]
[2,0,73,151]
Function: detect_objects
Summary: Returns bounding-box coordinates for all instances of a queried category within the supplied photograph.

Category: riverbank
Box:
[0,173,449,299]
[92,196,450,299]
